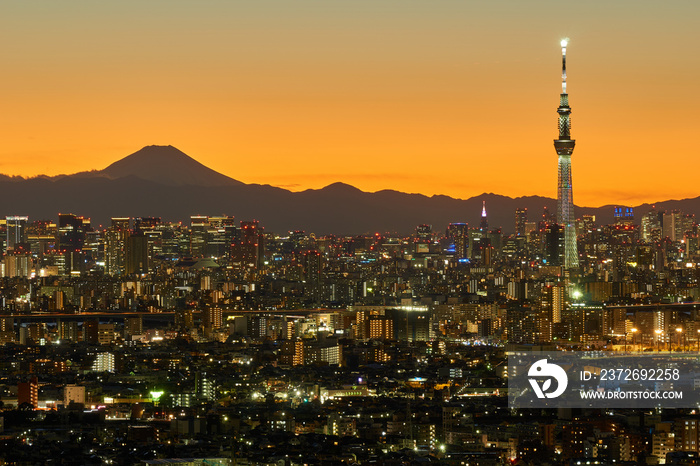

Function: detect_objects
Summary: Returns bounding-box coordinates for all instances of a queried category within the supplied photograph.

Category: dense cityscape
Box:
[1,0,698,462]
[0,203,699,465]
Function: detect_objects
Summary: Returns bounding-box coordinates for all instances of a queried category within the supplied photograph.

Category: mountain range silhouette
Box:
[0,145,694,234]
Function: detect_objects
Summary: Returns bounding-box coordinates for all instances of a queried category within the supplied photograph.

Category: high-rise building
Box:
[134,217,161,233]
[4,248,32,277]
[304,250,323,305]
[126,233,149,274]
[175,308,194,331]
[57,213,90,252]
[133,218,162,266]
[207,215,236,258]
[92,352,115,372]
[415,224,432,241]
[195,371,215,401]
[232,220,264,268]
[105,218,130,275]
[675,418,700,452]
[514,208,527,236]
[18,377,39,409]
[26,221,57,261]
[582,214,596,233]
[662,210,684,242]
[203,307,223,330]
[614,206,634,225]
[190,215,209,257]
[368,315,394,340]
[125,316,143,337]
[414,224,432,254]
[542,206,556,223]
[554,39,579,269]
[544,223,564,267]
[83,319,100,344]
[97,323,115,345]
[387,308,431,342]
[642,209,662,242]
[247,315,268,339]
[83,230,101,263]
[111,217,130,231]
[6,216,28,252]
[304,336,341,365]
[55,214,91,276]
[541,283,565,324]
[280,338,304,366]
[59,321,80,342]
[0,317,14,333]
[446,223,469,260]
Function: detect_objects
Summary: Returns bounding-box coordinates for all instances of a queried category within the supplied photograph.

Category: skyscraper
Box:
[613,206,634,225]
[514,208,527,236]
[304,250,323,306]
[232,220,264,268]
[446,223,469,260]
[58,213,90,252]
[554,39,579,269]
[126,233,149,274]
[6,216,28,252]
[190,215,209,257]
[105,218,130,275]
[641,209,662,242]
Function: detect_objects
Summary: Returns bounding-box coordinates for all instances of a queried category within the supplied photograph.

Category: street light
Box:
[631,328,638,352]
[676,327,684,352]
[655,329,663,352]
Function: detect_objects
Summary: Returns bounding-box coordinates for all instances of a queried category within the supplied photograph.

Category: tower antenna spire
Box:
[561,38,568,94]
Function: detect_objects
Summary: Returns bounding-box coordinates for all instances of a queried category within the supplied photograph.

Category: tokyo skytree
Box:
[554,39,579,269]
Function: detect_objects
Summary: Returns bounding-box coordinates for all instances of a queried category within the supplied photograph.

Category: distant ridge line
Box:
[0,145,697,234]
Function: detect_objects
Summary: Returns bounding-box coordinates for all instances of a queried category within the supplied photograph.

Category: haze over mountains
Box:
[0,145,696,234]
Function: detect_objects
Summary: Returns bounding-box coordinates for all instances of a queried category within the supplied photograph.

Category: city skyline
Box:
[3,4,700,462]
[1,1,699,207]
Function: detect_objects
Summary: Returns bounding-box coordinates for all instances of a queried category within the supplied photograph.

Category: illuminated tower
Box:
[479,201,488,231]
[554,39,579,269]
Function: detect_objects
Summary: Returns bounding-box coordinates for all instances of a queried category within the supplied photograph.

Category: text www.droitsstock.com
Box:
[579,390,683,400]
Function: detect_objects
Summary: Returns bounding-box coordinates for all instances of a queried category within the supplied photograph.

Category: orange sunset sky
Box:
[0,1,698,207]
